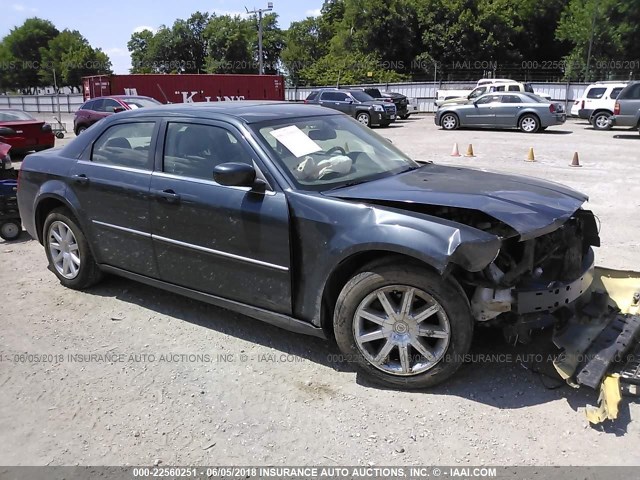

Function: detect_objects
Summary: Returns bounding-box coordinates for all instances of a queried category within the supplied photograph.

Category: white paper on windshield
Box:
[269,125,322,158]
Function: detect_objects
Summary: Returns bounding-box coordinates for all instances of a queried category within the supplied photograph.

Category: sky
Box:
[1,0,324,74]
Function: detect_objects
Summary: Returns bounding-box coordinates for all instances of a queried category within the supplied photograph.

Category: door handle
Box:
[72,174,89,185]
[154,189,181,204]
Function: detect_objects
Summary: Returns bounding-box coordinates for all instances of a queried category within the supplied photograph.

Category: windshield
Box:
[350,91,375,103]
[251,114,419,191]
[120,97,161,108]
[0,110,36,121]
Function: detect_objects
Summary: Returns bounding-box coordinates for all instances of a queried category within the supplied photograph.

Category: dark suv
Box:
[74,95,161,135]
[609,81,640,134]
[362,88,410,119]
[305,89,396,127]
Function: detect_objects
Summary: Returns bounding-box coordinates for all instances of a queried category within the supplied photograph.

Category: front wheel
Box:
[519,114,540,133]
[440,113,459,130]
[591,112,612,130]
[43,207,102,289]
[356,112,371,127]
[333,264,473,389]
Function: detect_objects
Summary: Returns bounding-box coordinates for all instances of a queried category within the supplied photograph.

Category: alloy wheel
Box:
[48,221,81,279]
[353,285,451,376]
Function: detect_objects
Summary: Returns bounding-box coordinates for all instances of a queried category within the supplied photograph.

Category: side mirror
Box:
[213,162,257,187]
[113,106,126,113]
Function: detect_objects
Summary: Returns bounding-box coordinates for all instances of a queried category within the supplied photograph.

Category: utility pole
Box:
[245,2,274,75]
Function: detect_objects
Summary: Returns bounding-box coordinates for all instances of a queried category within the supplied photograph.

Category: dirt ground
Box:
[0,115,639,467]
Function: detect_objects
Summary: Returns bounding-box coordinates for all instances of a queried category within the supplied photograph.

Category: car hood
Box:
[440,97,472,106]
[323,164,588,240]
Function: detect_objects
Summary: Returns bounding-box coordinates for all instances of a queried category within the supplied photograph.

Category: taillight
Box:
[549,104,556,113]
[304,99,309,104]
[614,102,620,115]
[41,123,52,133]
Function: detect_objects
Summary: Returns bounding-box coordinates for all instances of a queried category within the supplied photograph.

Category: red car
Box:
[0,110,55,155]
[73,95,161,135]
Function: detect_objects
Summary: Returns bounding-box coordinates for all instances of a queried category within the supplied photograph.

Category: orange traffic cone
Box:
[451,143,461,157]
[465,144,475,157]
[526,147,536,162]
[570,152,581,167]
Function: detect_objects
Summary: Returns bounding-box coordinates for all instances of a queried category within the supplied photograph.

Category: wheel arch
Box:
[318,250,459,339]
[35,194,83,244]
[439,111,460,126]
[518,111,541,129]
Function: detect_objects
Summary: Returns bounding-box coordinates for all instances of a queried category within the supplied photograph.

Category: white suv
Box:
[570,82,627,130]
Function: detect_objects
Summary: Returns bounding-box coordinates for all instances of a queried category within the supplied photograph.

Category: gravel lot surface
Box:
[1,114,639,466]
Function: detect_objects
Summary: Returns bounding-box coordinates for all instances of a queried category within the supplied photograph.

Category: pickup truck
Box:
[436,82,551,106]
[361,88,417,119]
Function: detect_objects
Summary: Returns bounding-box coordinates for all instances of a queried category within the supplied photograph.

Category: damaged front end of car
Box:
[451,207,640,424]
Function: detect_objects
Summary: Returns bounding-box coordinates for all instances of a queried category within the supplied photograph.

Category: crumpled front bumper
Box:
[552,267,640,423]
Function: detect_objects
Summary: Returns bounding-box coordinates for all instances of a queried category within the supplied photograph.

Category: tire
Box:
[0,221,21,241]
[440,113,459,130]
[379,121,391,128]
[400,114,410,120]
[591,112,612,130]
[356,112,371,127]
[333,264,473,389]
[43,207,102,289]
[75,126,87,136]
[519,114,540,133]
[56,132,65,139]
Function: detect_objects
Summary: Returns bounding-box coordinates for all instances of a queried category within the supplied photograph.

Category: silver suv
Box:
[608,81,640,134]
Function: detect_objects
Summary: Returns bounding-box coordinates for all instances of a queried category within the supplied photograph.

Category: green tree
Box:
[128,29,155,73]
[204,15,254,73]
[298,51,407,85]
[0,17,59,92]
[556,0,624,80]
[281,16,327,85]
[39,29,111,91]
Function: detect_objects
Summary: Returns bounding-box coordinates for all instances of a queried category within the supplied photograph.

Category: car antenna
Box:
[156,83,170,104]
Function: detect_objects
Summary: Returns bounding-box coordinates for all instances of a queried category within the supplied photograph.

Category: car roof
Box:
[105,101,341,124]
[85,95,156,101]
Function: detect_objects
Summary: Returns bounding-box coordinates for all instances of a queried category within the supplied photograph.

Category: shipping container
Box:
[82,74,285,104]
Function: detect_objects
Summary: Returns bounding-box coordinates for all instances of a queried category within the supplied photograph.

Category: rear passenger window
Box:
[610,88,623,99]
[508,85,520,92]
[586,88,606,99]
[92,122,155,170]
[501,95,521,103]
[163,123,251,180]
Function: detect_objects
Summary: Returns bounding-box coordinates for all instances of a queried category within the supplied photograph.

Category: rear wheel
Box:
[333,264,473,389]
[440,113,459,130]
[356,112,371,127]
[519,114,540,133]
[0,221,21,241]
[43,208,102,289]
[592,111,612,130]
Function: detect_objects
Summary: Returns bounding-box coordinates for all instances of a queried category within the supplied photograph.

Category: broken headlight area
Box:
[462,209,600,323]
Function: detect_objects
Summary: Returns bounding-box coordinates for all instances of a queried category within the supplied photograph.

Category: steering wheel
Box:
[326,146,346,156]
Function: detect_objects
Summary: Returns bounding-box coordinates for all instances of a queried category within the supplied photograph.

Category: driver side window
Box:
[163,123,252,181]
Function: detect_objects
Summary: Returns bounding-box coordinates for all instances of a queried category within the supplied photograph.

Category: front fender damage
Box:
[552,267,640,424]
